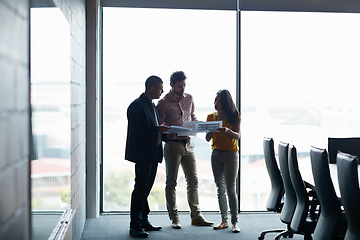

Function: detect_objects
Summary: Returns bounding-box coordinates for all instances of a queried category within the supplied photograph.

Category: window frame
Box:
[98,3,241,213]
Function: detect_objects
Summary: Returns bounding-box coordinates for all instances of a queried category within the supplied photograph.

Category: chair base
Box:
[274,230,294,240]
[258,229,288,240]
[274,230,314,240]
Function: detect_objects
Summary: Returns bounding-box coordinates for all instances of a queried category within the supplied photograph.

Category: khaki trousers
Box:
[164,141,202,221]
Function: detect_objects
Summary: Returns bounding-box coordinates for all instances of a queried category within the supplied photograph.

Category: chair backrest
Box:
[288,145,309,233]
[337,152,360,240]
[278,141,296,224]
[328,137,360,163]
[310,146,342,240]
[263,137,284,212]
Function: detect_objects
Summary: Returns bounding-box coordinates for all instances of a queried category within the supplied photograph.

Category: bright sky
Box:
[31,7,360,153]
[241,11,360,109]
[103,7,237,117]
[103,8,360,152]
[31,8,70,84]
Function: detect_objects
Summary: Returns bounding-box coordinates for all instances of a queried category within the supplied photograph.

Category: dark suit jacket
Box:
[125,93,163,164]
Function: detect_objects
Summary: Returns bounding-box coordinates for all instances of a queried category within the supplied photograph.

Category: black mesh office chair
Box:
[272,141,295,240]
[310,146,346,240]
[337,152,360,240]
[258,137,285,240]
[287,145,318,240]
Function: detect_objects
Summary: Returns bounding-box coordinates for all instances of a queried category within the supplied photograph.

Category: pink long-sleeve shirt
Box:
[156,91,197,129]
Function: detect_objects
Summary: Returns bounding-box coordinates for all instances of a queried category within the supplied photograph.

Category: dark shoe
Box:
[142,222,162,231]
[191,217,213,226]
[129,227,149,238]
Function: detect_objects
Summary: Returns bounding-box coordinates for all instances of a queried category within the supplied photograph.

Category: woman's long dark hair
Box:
[217,90,240,128]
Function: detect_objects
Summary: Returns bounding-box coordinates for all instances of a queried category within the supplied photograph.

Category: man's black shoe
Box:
[142,222,162,231]
[129,227,149,238]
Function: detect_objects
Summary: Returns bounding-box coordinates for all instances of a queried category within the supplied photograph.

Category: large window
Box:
[30,8,71,211]
[102,8,360,212]
[102,8,236,211]
[240,11,360,210]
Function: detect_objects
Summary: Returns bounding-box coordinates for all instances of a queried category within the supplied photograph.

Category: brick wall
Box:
[53,0,87,239]
[0,0,31,239]
[0,0,88,239]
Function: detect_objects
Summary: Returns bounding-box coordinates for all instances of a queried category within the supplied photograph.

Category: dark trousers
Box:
[130,162,158,229]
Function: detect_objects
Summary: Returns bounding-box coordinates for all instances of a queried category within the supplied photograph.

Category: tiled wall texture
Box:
[53,0,87,239]
[0,0,31,239]
[0,0,87,239]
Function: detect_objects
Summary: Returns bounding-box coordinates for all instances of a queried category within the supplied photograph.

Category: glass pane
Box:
[241,11,360,210]
[30,8,71,211]
[103,8,236,211]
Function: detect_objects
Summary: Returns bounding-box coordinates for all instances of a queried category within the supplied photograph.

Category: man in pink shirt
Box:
[156,71,213,229]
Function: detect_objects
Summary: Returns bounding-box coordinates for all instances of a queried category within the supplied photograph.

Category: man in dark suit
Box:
[125,75,170,238]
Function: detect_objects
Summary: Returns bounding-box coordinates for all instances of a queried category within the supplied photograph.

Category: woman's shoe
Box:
[171,219,181,229]
[213,222,229,230]
[232,224,240,233]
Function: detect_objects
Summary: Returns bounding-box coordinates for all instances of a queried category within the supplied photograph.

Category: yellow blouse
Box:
[206,112,239,152]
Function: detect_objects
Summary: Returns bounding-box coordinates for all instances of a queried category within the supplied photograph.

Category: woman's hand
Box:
[205,132,213,142]
[217,127,240,140]
[217,127,228,133]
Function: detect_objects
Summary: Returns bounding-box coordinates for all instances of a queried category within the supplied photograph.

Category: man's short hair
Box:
[170,71,187,84]
[145,75,163,90]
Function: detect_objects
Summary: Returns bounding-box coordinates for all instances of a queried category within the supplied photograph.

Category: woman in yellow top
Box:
[206,90,241,233]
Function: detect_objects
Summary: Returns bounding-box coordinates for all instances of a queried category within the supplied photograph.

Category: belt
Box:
[214,149,228,152]
[169,139,190,144]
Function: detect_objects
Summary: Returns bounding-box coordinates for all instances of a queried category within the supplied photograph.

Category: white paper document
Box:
[180,121,197,136]
[166,121,222,136]
[164,126,192,134]
[196,121,222,133]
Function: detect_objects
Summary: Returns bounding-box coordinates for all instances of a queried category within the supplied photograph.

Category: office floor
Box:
[32,212,306,240]
[32,213,62,240]
[81,212,305,240]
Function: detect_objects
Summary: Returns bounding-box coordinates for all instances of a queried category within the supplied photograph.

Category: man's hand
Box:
[166,133,177,140]
[158,125,170,133]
